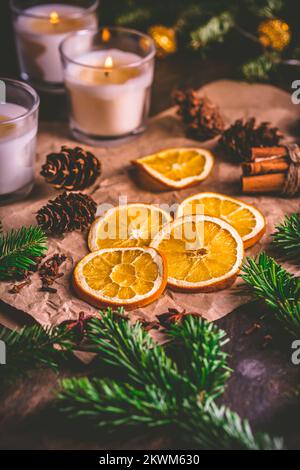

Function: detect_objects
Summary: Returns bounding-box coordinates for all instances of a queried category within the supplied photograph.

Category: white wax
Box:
[14,4,97,83]
[65,49,154,137]
[0,103,37,195]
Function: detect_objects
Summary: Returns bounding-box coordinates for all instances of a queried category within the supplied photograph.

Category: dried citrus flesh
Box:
[176,192,265,249]
[132,147,214,190]
[151,215,244,292]
[73,247,167,309]
[88,203,172,251]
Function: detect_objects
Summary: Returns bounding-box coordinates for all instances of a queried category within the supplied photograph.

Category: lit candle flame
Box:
[104,56,113,69]
[102,28,111,42]
[50,11,60,25]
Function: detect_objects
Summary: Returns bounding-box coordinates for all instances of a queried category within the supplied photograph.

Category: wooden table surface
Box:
[1,54,300,450]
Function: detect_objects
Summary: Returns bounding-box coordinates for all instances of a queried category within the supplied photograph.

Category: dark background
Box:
[1,0,300,451]
[1,0,298,119]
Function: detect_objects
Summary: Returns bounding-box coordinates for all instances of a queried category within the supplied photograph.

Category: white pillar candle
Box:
[13,4,97,84]
[64,49,154,137]
[0,103,37,195]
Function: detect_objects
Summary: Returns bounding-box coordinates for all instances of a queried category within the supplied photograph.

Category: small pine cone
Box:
[174,89,224,140]
[36,192,97,236]
[40,146,101,191]
[220,117,283,162]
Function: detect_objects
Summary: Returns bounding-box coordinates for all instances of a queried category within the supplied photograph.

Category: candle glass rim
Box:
[0,78,40,125]
[9,0,99,19]
[59,27,156,70]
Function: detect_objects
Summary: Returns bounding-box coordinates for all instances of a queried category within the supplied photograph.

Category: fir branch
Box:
[181,398,284,450]
[273,213,300,260]
[241,253,300,336]
[241,53,279,82]
[166,315,232,401]
[0,225,48,280]
[59,309,282,449]
[84,309,186,393]
[59,378,282,449]
[191,11,235,49]
[59,377,176,428]
[0,323,76,384]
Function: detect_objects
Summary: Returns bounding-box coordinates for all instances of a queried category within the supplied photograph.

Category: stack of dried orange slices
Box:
[73,154,266,308]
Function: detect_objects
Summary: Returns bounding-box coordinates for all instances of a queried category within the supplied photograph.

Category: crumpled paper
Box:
[0,80,299,327]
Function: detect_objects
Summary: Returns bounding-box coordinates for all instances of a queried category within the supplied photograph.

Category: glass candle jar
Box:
[0,78,39,205]
[60,27,156,144]
[10,0,99,93]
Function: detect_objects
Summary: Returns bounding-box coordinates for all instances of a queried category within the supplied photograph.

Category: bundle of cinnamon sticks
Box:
[242,146,293,194]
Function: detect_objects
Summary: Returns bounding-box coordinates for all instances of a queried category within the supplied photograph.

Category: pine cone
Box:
[220,118,283,162]
[174,89,224,140]
[40,146,101,190]
[36,192,97,236]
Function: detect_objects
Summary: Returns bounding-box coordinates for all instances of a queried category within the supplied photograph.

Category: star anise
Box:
[157,308,202,328]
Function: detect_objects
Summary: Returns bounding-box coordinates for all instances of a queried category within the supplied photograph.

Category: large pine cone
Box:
[36,192,97,235]
[174,89,224,141]
[220,118,283,162]
[41,146,101,190]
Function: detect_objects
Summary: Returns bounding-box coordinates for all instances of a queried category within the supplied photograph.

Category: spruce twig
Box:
[0,225,48,280]
[181,399,284,450]
[241,253,300,336]
[241,53,279,82]
[83,309,189,393]
[273,213,300,260]
[191,11,234,49]
[58,309,282,450]
[166,315,232,402]
[0,323,76,384]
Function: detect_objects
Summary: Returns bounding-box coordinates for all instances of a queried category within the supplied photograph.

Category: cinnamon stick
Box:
[242,158,289,176]
[250,146,287,161]
[242,173,286,193]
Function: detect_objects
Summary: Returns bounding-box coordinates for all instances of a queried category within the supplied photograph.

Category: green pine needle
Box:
[241,253,300,336]
[59,378,282,449]
[181,399,284,450]
[166,315,232,401]
[58,308,282,450]
[191,11,234,49]
[0,225,48,280]
[59,377,176,428]
[242,53,278,82]
[83,308,190,394]
[273,213,300,260]
[0,322,76,384]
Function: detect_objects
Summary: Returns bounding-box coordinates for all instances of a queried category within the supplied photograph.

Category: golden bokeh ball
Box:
[148,25,177,57]
[258,18,291,51]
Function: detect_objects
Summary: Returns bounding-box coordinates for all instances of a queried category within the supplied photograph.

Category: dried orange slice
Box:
[132,147,214,191]
[73,247,167,310]
[88,203,172,252]
[151,215,243,292]
[176,192,265,249]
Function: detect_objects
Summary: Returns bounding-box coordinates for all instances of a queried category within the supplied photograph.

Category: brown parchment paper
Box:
[0,80,300,327]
